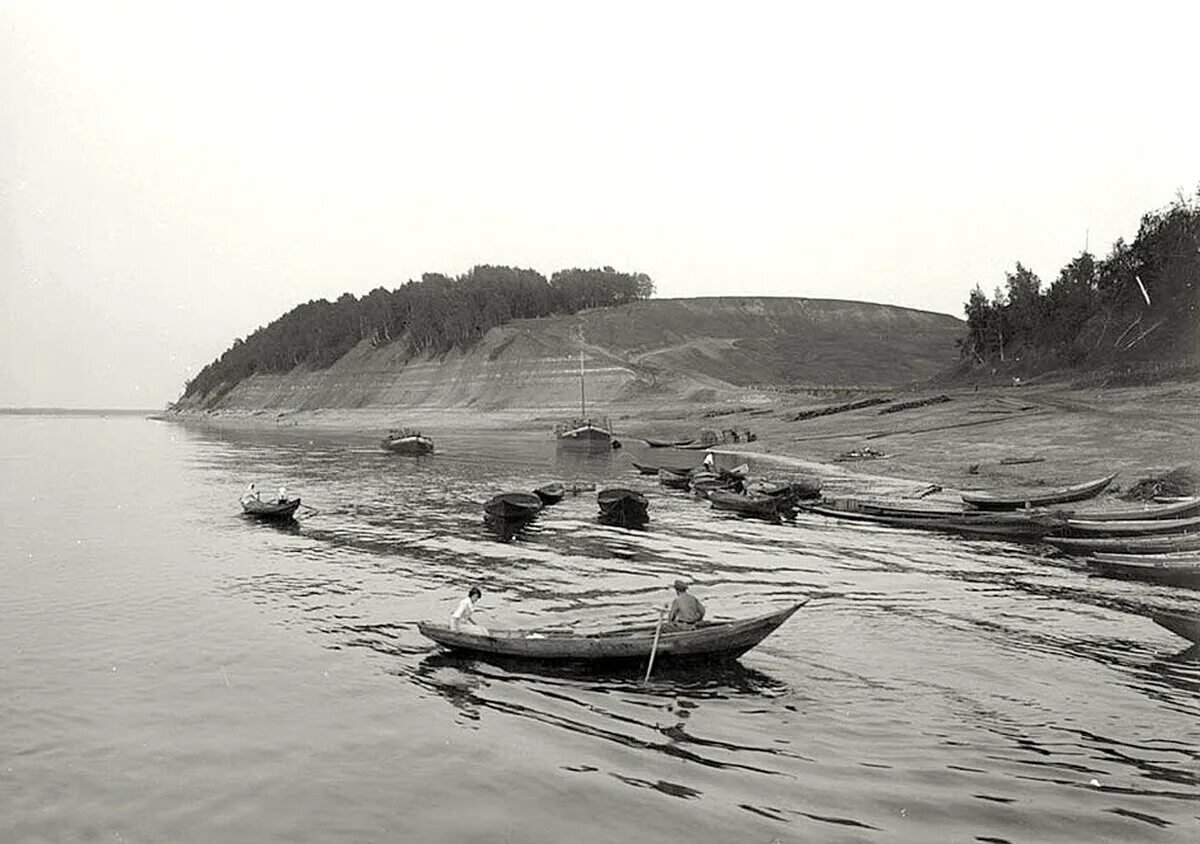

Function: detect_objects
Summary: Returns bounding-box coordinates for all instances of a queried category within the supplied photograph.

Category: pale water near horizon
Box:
[2,414,1198,843]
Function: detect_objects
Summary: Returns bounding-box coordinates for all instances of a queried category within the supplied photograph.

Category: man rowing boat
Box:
[666,579,705,629]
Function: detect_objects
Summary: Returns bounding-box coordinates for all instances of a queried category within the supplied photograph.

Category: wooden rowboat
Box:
[534,483,565,505]
[804,503,1063,540]
[630,460,661,475]
[242,497,302,520]
[1086,555,1200,589]
[1150,610,1200,644]
[709,490,785,519]
[1062,497,1200,522]
[417,602,807,662]
[484,492,543,521]
[597,488,649,527]
[643,437,695,448]
[1053,514,1200,538]
[381,429,434,455]
[1045,532,1200,556]
[659,467,693,490]
[962,473,1117,511]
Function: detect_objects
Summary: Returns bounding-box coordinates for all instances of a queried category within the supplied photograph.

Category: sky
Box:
[2,1,1197,408]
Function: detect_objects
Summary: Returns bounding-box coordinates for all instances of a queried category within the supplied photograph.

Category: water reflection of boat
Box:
[417,602,806,664]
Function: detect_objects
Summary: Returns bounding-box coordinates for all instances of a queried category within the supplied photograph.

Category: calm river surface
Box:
[2,413,1198,843]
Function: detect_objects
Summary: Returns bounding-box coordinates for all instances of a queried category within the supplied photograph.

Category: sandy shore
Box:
[164,380,1199,501]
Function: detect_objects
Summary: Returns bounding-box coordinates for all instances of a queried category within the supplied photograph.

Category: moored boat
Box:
[644,437,695,448]
[242,497,302,520]
[381,429,434,455]
[1052,513,1200,538]
[597,488,650,527]
[630,460,660,475]
[658,467,693,490]
[484,492,543,521]
[1150,609,1200,644]
[1086,554,1200,588]
[417,602,808,663]
[709,490,786,519]
[534,483,566,505]
[803,501,1064,540]
[1062,497,1200,522]
[962,473,1117,511]
[1045,532,1200,556]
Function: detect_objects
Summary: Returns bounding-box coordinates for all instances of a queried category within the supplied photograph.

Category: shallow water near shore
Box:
[2,414,1198,843]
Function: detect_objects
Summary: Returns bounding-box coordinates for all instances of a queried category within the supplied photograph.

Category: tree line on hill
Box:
[181,265,653,402]
[960,188,1199,375]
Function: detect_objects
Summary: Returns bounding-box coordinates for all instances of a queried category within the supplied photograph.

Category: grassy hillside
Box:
[176,297,963,412]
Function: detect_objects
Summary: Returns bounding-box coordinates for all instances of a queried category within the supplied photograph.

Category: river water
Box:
[2,413,1198,843]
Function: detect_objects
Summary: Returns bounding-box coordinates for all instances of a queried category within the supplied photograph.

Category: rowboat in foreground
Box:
[1086,554,1200,589]
[1150,610,1200,645]
[962,473,1117,511]
[1045,532,1200,556]
[242,497,302,520]
[417,602,808,663]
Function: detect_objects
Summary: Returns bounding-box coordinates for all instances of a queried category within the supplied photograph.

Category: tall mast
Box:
[579,348,586,418]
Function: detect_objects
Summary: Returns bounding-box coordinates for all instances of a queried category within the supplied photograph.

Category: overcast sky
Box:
[2,1,1197,408]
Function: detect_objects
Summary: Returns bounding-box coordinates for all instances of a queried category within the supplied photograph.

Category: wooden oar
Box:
[643,606,667,683]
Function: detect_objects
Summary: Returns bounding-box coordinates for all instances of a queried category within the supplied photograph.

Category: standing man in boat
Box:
[667,579,705,627]
[450,586,489,636]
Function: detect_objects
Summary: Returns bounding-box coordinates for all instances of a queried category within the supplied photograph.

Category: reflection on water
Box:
[4,415,1200,844]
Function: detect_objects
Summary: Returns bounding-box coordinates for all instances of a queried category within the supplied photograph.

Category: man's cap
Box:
[673,579,689,590]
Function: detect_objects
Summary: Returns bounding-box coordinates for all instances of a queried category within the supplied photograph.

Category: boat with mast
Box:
[555,346,615,450]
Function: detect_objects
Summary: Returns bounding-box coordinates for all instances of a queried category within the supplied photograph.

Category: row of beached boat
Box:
[633,459,824,520]
[484,484,651,529]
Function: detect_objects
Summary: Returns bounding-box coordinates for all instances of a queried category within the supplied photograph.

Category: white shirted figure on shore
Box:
[451,586,489,636]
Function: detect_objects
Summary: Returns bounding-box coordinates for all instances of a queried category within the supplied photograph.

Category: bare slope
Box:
[178,297,962,412]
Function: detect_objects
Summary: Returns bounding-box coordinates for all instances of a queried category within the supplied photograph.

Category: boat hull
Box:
[1046,532,1200,555]
[484,492,543,521]
[597,488,650,526]
[381,435,434,455]
[1087,555,1200,588]
[962,473,1117,511]
[1151,610,1200,644]
[534,484,565,505]
[242,498,301,520]
[417,602,807,662]
[709,490,784,519]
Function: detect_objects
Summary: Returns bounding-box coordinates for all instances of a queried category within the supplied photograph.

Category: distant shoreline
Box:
[0,407,159,417]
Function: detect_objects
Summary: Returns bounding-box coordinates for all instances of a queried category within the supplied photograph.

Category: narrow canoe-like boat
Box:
[962,473,1117,511]
[658,467,693,490]
[1046,532,1200,556]
[1086,555,1200,588]
[534,483,566,505]
[821,496,964,519]
[804,502,1064,540]
[242,497,302,520]
[630,460,661,475]
[1062,497,1200,522]
[1150,610,1200,644]
[709,490,786,519]
[747,477,824,502]
[1053,514,1200,538]
[381,430,434,455]
[597,488,650,526]
[484,492,543,521]
[417,602,808,662]
[644,438,695,448]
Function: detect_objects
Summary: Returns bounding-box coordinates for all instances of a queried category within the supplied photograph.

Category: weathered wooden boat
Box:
[659,467,693,490]
[747,477,823,502]
[565,481,597,495]
[804,502,1064,540]
[1052,514,1200,538]
[1062,497,1200,522]
[644,437,695,448]
[821,495,964,519]
[417,602,808,662]
[242,497,302,520]
[534,483,566,505]
[1150,610,1200,644]
[630,460,661,475]
[962,473,1117,511]
[1086,554,1200,588]
[1045,532,1200,556]
[381,429,434,455]
[597,488,650,526]
[484,492,543,521]
[709,490,787,519]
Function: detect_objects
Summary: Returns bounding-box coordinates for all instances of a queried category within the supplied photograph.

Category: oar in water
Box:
[643,606,667,683]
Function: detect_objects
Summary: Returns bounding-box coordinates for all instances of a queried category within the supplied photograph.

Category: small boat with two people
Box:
[240,483,302,521]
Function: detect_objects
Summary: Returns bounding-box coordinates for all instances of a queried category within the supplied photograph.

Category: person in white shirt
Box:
[450,587,489,636]
[240,483,260,504]
[703,452,715,470]
[277,485,289,502]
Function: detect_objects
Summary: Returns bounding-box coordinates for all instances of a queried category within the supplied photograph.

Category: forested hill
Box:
[181,265,653,404]
[957,189,1199,379]
[175,293,963,413]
